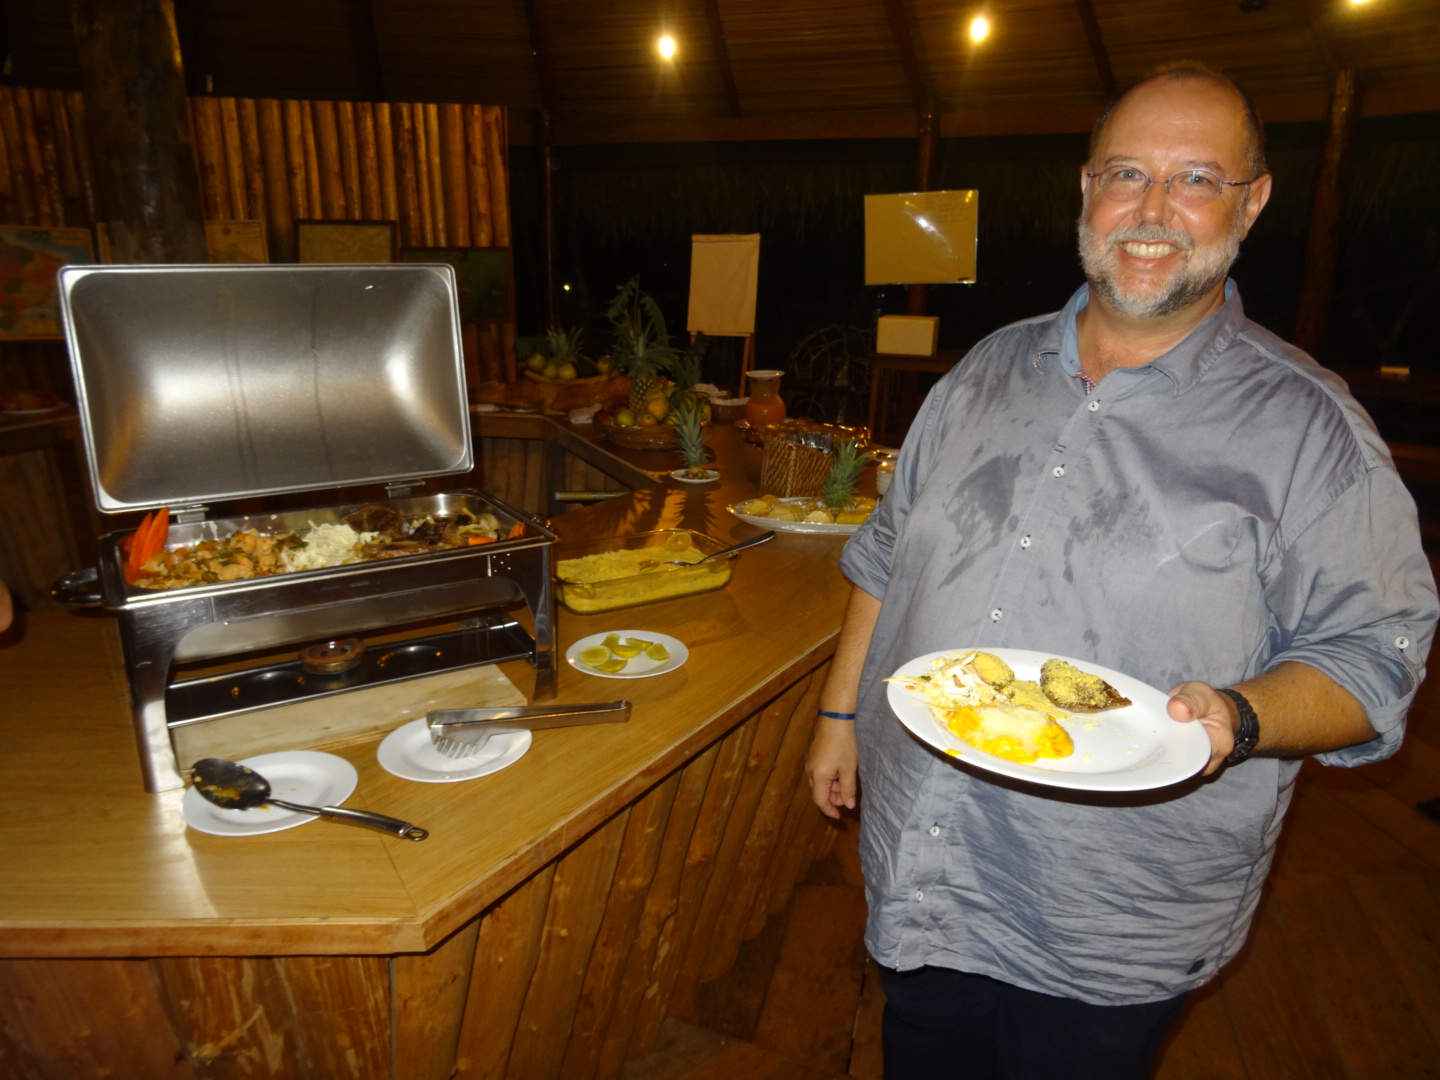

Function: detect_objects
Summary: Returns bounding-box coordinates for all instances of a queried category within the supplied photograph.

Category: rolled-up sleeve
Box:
[1263,465,1438,766]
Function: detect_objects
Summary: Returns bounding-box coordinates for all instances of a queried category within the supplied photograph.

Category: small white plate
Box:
[670,469,719,484]
[727,498,863,535]
[377,718,532,783]
[886,648,1211,792]
[567,630,689,679]
[180,750,358,837]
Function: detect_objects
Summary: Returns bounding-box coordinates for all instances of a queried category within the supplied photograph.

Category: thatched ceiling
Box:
[8,1,1439,142]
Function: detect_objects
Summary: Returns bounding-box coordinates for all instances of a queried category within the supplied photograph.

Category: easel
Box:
[687,234,760,395]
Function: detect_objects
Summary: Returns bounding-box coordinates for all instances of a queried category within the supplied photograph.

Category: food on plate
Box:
[129,505,507,590]
[736,495,876,526]
[576,635,669,674]
[1040,658,1133,712]
[943,704,1075,763]
[887,649,1077,764]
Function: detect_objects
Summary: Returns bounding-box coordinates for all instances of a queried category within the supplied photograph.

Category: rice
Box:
[280,523,379,573]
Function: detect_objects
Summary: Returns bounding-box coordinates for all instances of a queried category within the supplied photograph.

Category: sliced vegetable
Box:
[507,521,526,539]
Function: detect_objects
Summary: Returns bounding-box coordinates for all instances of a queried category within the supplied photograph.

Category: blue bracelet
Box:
[818,710,856,721]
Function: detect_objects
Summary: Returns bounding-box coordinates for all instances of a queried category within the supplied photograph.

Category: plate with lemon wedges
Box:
[567,631,689,679]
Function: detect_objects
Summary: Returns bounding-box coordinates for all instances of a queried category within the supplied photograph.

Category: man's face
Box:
[1078,78,1272,320]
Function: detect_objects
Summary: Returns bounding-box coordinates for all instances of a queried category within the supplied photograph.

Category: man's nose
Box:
[1134,179,1172,222]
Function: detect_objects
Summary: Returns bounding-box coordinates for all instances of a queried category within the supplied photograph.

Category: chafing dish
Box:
[53,265,556,793]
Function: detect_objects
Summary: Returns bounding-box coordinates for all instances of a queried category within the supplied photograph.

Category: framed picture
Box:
[0,225,96,339]
[400,246,513,323]
[206,220,269,264]
[295,219,396,264]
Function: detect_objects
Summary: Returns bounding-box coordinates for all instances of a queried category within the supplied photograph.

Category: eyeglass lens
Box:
[1094,167,1226,206]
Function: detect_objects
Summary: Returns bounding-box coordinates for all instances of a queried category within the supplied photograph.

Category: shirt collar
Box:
[1031,280,1245,396]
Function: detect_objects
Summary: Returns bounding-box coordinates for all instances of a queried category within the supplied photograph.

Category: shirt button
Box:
[1052,466,1065,478]
[1088,400,1100,412]
[929,825,940,836]
[915,890,924,901]
[1396,636,1410,650]
[990,608,1003,621]
[1019,535,1031,548]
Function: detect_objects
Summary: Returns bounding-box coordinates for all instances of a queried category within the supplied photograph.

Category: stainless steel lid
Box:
[59,264,472,513]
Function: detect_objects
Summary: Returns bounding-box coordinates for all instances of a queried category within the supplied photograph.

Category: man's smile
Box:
[1118,240,1182,260]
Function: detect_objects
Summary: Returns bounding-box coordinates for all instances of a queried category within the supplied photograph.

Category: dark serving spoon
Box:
[190,758,429,841]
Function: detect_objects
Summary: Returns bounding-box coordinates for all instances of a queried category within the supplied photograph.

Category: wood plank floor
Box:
[624,561,1440,1080]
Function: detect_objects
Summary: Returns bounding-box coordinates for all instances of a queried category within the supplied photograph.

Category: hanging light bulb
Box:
[969,15,990,43]
[658,35,677,60]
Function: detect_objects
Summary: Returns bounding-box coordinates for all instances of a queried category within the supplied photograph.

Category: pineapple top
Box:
[821,439,866,508]
[608,277,677,380]
[673,397,709,470]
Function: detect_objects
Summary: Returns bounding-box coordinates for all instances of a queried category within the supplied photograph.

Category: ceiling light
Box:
[969,16,990,43]
[1348,0,1372,5]
[658,35,677,60]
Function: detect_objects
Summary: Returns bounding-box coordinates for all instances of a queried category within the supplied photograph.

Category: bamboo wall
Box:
[0,86,516,383]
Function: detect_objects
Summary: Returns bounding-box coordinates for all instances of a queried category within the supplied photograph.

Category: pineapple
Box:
[543,327,584,378]
[607,277,677,413]
[674,398,710,479]
[821,439,866,511]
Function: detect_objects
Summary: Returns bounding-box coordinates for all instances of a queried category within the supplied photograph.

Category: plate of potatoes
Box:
[727,495,874,534]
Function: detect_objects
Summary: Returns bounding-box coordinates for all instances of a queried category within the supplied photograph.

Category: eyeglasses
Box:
[1086,165,1260,207]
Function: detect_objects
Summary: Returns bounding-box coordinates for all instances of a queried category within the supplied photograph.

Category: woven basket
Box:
[761,437,833,498]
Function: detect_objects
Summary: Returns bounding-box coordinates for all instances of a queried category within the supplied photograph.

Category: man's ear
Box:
[1079,164,1091,197]
[1241,174,1273,236]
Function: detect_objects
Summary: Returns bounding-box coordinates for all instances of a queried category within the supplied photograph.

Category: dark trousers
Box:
[878,964,1189,1080]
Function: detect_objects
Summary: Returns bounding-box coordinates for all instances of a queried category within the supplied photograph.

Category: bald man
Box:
[807,67,1436,1079]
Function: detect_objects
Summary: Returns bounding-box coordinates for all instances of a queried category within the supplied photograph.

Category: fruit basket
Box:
[522,370,608,388]
[601,421,679,449]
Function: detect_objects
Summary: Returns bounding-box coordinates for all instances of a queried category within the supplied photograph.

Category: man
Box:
[806,66,1437,1079]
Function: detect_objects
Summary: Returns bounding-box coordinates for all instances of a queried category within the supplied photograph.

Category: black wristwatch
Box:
[1217,687,1259,765]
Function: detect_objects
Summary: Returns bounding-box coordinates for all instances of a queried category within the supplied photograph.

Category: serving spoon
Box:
[189,758,429,840]
[640,530,776,570]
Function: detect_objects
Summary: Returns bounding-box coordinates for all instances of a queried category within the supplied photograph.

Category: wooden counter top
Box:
[0,420,858,958]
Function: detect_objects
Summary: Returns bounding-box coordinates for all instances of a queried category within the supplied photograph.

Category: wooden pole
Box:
[907,98,939,316]
[539,108,558,330]
[1293,68,1358,360]
[70,0,206,262]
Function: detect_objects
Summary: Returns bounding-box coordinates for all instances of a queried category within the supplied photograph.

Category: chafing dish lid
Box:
[58,264,472,513]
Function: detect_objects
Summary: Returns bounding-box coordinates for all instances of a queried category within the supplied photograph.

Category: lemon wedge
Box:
[625,637,654,650]
[599,657,629,674]
[601,633,622,649]
[645,642,670,661]
[578,646,611,668]
[611,642,643,659]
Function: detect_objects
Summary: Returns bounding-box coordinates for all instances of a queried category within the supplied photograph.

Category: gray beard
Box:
[1078,213,1244,319]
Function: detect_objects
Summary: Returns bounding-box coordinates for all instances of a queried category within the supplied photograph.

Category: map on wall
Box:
[0,226,95,339]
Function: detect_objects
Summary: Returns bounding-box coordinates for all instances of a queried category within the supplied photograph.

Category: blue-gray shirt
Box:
[839,282,1437,1004]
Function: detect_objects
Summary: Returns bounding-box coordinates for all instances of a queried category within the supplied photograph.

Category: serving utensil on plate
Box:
[427,700,631,759]
[189,758,429,840]
[639,530,775,570]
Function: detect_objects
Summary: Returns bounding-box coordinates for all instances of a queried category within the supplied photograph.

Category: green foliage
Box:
[673,395,709,472]
[672,333,707,391]
[607,277,678,381]
[821,439,866,509]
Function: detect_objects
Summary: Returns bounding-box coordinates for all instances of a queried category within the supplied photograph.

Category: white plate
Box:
[180,750,358,837]
[886,648,1211,792]
[377,718,532,783]
[670,469,719,484]
[727,498,863,535]
[566,630,689,679]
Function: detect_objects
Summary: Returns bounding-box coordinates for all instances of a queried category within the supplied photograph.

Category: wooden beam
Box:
[883,0,930,114]
[525,0,563,120]
[1292,68,1358,360]
[700,0,742,118]
[1072,0,1118,100]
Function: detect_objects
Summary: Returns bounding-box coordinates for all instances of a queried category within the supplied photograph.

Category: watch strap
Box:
[1217,687,1259,765]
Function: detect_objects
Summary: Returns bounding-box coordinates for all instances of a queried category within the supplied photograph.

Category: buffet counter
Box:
[0,419,857,1079]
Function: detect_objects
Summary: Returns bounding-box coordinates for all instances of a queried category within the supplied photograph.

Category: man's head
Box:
[1078,67,1272,321]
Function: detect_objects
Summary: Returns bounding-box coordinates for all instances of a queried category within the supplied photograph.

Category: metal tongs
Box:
[427,701,631,759]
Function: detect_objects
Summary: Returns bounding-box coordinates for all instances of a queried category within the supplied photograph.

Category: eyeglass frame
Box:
[1084,164,1263,204]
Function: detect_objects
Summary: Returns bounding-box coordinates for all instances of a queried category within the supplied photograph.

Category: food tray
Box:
[554,529,734,614]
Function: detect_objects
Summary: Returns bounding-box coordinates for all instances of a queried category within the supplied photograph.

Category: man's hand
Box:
[1167,681,1239,776]
[806,716,858,818]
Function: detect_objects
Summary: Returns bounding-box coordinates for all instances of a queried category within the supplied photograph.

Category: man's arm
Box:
[1167,660,1375,775]
[805,584,882,818]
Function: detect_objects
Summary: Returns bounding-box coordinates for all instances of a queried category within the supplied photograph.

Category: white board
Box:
[864,190,978,285]
[687,233,760,335]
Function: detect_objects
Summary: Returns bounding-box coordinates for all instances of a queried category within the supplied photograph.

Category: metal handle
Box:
[428,701,631,730]
[700,530,776,563]
[267,798,429,840]
[51,566,104,608]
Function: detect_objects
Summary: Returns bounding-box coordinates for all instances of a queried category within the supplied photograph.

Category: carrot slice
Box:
[507,521,526,539]
[126,512,154,570]
[467,535,497,546]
